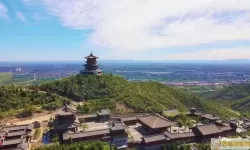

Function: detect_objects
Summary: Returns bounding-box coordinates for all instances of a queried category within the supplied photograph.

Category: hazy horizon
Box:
[1,59,250,64]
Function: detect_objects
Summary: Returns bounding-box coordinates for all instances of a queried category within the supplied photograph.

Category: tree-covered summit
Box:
[40,74,238,118]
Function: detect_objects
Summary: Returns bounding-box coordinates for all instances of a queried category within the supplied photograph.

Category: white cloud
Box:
[95,48,250,60]
[165,48,250,60]
[16,12,27,21]
[0,2,8,20]
[42,0,250,53]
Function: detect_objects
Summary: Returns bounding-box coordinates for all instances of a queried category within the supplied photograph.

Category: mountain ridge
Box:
[39,74,239,118]
[204,83,250,115]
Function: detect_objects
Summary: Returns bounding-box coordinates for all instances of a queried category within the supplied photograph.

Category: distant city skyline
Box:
[1,0,250,61]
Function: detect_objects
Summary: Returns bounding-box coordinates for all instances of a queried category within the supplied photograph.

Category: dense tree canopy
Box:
[0,74,241,119]
[34,141,110,150]
[40,74,238,118]
[0,85,68,113]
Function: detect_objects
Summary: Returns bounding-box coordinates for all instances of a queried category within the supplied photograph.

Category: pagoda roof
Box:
[84,52,99,59]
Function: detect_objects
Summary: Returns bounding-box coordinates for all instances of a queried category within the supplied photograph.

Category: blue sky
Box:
[0,0,250,61]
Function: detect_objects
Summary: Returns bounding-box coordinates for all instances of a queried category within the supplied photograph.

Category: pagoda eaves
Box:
[84,52,99,59]
[80,52,102,76]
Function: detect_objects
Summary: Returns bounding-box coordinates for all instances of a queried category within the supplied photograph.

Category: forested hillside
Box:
[40,74,238,118]
[0,85,68,118]
[204,83,250,113]
[204,84,250,100]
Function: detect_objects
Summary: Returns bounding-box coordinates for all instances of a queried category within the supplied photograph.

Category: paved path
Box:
[15,114,52,125]
[12,101,80,125]
[14,110,61,125]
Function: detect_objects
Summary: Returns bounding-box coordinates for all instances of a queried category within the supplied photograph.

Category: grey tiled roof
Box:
[121,117,137,122]
[110,122,127,131]
[2,138,23,146]
[219,126,232,132]
[138,115,175,129]
[78,114,97,119]
[63,129,110,140]
[7,130,25,137]
[164,131,196,139]
[244,119,250,122]
[229,120,237,125]
[215,120,223,124]
[57,121,80,130]
[229,118,237,121]
[143,134,167,143]
[196,124,222,136]
[201,114,220,120]
[244,121,250,126]
[57,111,75,116]
[4,125,29,132]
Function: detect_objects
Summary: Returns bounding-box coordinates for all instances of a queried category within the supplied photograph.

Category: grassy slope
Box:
[40,74,238,118]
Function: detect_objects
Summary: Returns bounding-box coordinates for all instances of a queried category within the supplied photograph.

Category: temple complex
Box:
[80,52,102,75]
[48,104,250,150]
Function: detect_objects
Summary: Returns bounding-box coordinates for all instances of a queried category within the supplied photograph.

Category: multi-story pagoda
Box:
[80,52,102,75]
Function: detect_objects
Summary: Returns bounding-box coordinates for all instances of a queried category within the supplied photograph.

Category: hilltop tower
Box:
[80,52,102,75]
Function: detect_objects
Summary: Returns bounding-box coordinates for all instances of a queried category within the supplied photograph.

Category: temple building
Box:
[138,114,175,134]
[0,124,34,150]
[80,52,102,75]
